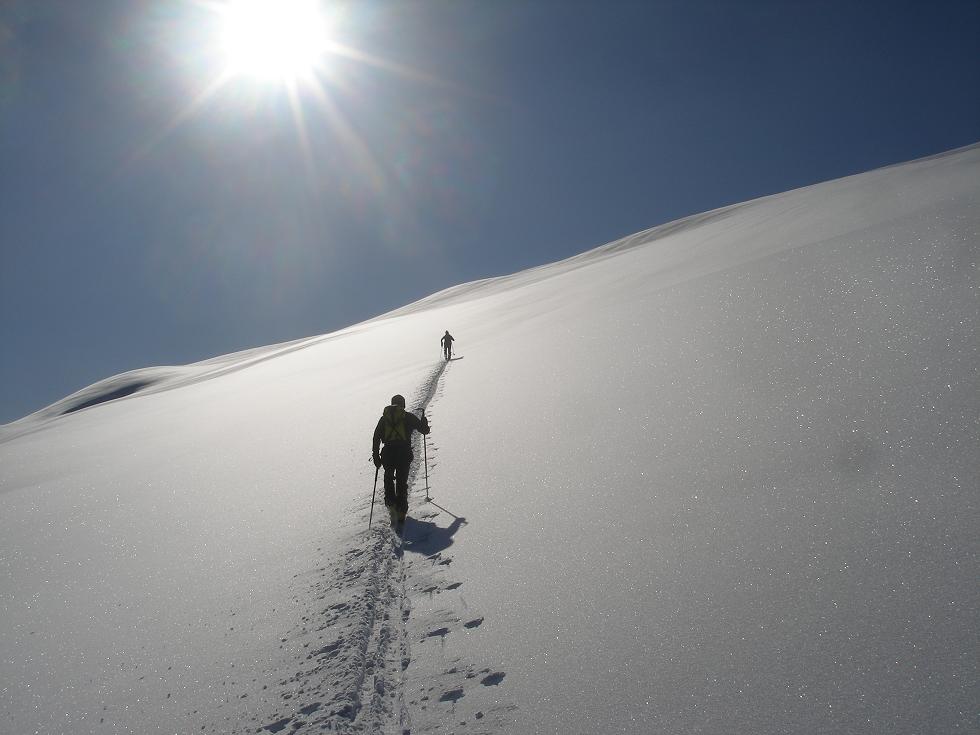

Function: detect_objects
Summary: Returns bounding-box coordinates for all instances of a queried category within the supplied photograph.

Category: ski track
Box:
[206,359,513,734]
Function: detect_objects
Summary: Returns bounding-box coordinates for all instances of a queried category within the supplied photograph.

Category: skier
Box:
[440,330,455,360]
[372,394,430,529]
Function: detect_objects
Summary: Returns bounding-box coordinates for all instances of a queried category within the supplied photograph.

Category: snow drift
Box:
[1,144,977,734]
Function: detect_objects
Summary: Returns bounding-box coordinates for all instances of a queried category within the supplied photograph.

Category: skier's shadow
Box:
[403,505,467,556]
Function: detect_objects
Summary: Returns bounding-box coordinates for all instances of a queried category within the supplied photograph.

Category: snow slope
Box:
[1,144,977,734]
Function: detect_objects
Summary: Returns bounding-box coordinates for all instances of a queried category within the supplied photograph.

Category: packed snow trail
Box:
[344,359,450,733]
[231,359,457,734]
[340,357,514,735]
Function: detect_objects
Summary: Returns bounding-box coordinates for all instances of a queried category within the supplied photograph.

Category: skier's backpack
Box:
[383,405,408,442]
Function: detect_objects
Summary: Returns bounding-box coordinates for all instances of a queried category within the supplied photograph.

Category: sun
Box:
[218,0,331,82]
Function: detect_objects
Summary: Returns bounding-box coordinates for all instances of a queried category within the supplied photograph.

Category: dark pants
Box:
[443,344,452,360]
[381,443,413,513]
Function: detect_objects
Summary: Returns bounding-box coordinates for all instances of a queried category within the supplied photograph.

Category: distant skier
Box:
[372,394,430,528]
[440,330,455,360]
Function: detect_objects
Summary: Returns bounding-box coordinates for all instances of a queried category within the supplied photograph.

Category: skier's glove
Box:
[421,417,430,433]
[372,453,382,468]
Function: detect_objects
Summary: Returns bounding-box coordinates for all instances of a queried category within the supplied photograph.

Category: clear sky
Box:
[1,0,978,425]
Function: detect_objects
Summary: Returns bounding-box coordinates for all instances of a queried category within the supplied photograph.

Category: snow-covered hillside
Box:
[2,144,977,735]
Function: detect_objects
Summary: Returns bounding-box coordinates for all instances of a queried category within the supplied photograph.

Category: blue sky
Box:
[1,0,978,424]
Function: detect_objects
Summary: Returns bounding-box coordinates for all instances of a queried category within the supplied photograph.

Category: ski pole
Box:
[368,465,379,527]
[422,409,430,502]
[423,433,430,501]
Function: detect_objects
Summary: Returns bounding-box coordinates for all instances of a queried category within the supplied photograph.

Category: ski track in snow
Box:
[209,359,514,734]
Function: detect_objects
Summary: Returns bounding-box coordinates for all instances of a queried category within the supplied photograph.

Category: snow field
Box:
[1,144,977,734]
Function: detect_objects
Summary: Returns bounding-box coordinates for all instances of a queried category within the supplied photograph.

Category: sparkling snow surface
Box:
[1,145,977,734]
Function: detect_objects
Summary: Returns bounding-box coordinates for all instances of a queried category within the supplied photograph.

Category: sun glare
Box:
[149,0,465,191]
[219,0,330,82]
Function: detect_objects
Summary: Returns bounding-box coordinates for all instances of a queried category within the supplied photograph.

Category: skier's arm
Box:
[372,417,384,456]
[408,412,430,436]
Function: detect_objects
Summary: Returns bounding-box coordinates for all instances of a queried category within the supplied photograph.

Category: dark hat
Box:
[390,394,406,407]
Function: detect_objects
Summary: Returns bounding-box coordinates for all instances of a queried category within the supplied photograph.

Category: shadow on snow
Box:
[402,512,467,557]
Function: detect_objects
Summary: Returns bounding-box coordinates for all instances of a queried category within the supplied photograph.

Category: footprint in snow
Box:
[439,687,465,703]
[309,639,342,659]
